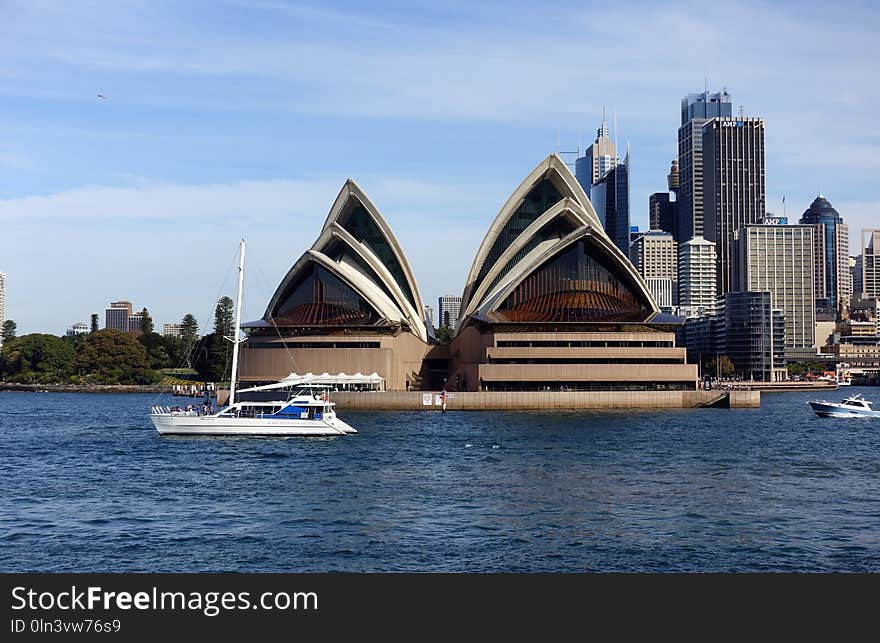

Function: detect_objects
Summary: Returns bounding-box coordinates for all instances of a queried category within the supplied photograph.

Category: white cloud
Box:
[0,174,506,332]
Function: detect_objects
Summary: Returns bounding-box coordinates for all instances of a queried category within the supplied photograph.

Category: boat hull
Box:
[809,402,880,418]
[150,413,357,436]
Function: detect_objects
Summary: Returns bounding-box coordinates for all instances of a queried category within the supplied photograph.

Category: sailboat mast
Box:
[228,239,246,406]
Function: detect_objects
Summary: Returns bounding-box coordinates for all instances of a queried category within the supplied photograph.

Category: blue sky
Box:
[1,0,878,333]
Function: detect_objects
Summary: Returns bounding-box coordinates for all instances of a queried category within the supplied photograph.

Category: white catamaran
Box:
[149,240,357,436]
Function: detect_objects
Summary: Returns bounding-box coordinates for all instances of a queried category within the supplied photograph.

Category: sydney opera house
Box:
[238,155,698,392]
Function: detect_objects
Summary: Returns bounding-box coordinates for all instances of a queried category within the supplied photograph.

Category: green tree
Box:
[0,333,75,383]
[139,308,153,335]
[75,329,159,384]
[180,313,199,367]
[704,355,735,379]
[435,326,453,344]
[138,329,171,369]
[161,334,185,368]
[90,314,99,333]
[1,319,17,345]
[208,297,234,382]
[192,334,216,380]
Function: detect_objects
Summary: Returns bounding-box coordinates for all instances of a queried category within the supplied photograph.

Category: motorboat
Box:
[809,394,880,418]
[149,239,357,437]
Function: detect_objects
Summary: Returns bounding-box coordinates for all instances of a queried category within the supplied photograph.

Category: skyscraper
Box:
[863,229,880,299]
[853,254,864,298]
[736,224,815,355]
[678,236,717,318]
[798,195,850,310]
[423,305,435,328]
[676,89,732,243]
[590,149,630,256]
[575,113,617,187]
[437,295,462,331]
[703,116,766,295]
[629,230,677,307]
[648,192,677,237]
[105,301,132,332]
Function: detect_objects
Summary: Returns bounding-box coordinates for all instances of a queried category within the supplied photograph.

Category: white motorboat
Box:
[149,239,357,437]
[809,394,880,418]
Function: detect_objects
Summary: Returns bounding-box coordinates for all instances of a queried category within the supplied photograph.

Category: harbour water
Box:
[1,389,879,572]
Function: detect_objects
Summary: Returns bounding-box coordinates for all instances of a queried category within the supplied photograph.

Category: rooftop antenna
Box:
[614,106,619,155]
[738,105,744,118]
[577,127,581,157]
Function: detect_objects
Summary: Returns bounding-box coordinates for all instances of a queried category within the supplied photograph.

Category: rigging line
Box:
[149,241,241,407]
[249,254,300,376]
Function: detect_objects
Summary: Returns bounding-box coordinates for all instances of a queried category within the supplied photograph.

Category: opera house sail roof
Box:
[458,154,658,332]
[261,179,428,342]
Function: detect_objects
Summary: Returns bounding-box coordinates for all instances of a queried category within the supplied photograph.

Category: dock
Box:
[328,389,759,411]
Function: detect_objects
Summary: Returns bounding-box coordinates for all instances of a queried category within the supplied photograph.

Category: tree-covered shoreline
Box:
[1,300,236,386]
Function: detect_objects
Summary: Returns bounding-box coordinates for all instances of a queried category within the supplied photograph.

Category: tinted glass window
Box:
[493,238,651,323]
[273,262,380,325]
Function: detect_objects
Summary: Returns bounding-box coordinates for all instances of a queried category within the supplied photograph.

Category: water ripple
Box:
[1,390,880,571]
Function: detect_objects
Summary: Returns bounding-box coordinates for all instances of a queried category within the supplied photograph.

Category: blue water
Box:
[2,389,880,572]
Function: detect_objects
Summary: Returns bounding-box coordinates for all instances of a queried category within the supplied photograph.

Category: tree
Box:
[704,355,735,379]
[208,297,234,382]
[75,329,159,384]
[435,326,453,344]
[138,329,170,370]
[213,297,234,337]
[0,333,75,383]
[90,314,99,333]
[1,319,17,345]
[139,308,153,335]
[180,313,199,367]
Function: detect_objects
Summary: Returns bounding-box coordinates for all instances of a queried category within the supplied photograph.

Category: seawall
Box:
[0,383,164,394]
[330,389,760,410]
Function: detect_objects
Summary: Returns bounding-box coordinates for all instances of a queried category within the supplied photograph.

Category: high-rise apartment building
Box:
[717,292,786,381]
[629,230,677,306]
[105,301,132,332]
[676,89,732,243]
[678,236,717,318]
[736,224,815,354]
[590,150,630,256]
[703,116,766,295]
[438,295,462,331]
[575,114,617,187]
[798,195,850,310]
[862,229,880,299]
[680,291,785,381]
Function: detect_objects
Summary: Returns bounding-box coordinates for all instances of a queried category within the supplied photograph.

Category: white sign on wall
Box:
[422,393,432,406]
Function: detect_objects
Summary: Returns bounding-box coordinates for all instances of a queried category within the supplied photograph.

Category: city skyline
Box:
[1,1,879,333]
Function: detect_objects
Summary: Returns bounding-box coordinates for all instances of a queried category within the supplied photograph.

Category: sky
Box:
[1,0,878,334]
